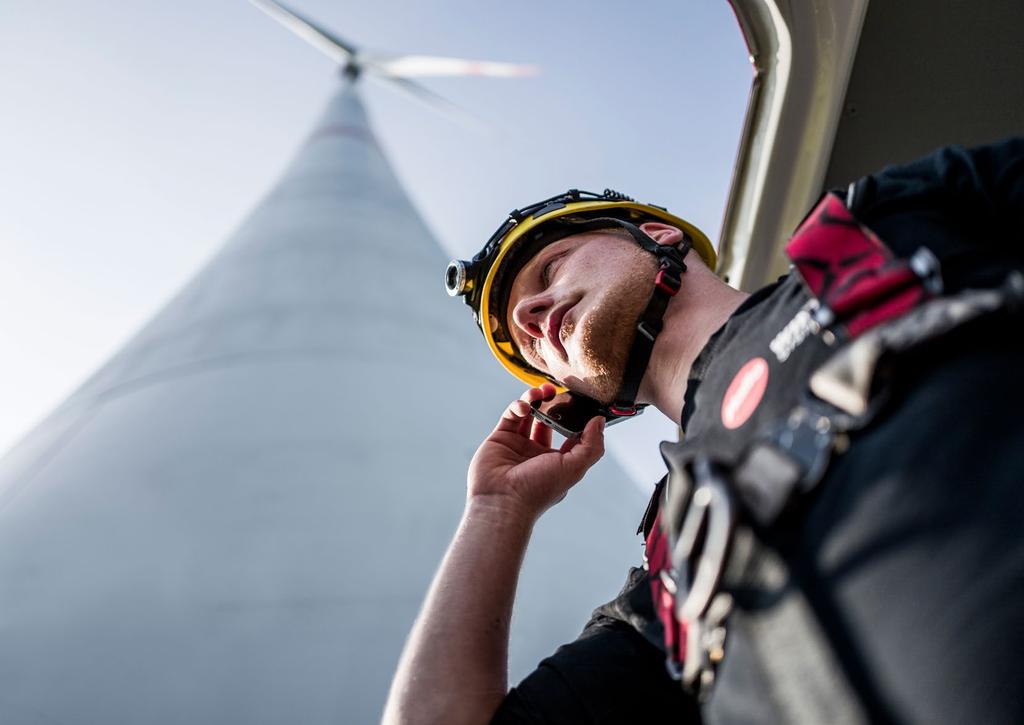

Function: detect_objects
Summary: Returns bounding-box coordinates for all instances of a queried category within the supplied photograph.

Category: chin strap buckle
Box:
[655,265,682,296]
[655,238,690,296]
[608,404,642,417]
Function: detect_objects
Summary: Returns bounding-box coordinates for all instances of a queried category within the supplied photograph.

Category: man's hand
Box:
[467,383,606,521]
[384,387,605,724]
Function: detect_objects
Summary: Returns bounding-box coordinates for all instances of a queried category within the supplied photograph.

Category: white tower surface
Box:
[0,54,647,725]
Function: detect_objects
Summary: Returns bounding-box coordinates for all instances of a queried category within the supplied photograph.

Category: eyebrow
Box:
[530,239,575,286]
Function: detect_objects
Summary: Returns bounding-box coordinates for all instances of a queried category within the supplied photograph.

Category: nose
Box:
[511,293,552,340]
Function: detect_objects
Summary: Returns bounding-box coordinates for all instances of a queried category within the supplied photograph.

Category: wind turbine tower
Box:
[0,2,645,722]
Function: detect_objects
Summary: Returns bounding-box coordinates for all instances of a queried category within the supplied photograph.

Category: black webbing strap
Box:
[609,224,691,412]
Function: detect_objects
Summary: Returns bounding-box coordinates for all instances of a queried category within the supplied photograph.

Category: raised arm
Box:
[382,385,605,725]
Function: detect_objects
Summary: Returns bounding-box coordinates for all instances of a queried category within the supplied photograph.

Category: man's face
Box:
[505,227,660,403]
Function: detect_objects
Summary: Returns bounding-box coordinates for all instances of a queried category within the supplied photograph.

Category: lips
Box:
[545,302,575,362]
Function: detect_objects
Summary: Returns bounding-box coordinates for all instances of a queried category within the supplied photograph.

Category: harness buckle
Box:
[661,458,737,695]
[732,407,837,526]
[671,460,736,623]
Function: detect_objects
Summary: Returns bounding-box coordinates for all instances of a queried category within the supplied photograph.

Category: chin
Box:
[562,367,619,405]
[573,328,634,404]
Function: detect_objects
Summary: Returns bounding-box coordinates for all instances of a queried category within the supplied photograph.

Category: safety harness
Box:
[644,190,1024,713]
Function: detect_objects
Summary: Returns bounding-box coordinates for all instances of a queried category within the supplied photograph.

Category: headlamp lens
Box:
[445,260,469,297]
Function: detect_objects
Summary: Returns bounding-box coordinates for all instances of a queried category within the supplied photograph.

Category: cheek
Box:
[583,245,653,284]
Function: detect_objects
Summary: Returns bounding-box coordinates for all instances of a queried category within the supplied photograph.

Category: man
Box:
[383,138,1024,724]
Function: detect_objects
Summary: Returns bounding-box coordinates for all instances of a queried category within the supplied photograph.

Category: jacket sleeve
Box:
[963,136,1024,243]
[858,136,1024,291]
[491,567,701,724]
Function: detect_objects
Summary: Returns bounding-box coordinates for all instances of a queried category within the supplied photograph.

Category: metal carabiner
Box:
[671,457,737,624]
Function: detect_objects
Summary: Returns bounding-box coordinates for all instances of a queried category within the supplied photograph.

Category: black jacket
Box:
[494,138,1024,724]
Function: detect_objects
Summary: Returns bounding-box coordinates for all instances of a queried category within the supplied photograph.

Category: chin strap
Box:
[543,215,693,419]
[607,221,691,415]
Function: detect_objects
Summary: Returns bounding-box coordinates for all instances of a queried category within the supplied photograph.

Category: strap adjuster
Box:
[637,320,662,342]
[655,267,682,296]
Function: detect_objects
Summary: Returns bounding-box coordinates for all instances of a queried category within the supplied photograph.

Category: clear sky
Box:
[0,0,750,486]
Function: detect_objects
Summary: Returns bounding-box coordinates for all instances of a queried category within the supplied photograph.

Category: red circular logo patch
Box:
[721,357,769,430]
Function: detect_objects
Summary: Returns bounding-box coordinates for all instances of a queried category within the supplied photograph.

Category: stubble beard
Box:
[566,253,658,404]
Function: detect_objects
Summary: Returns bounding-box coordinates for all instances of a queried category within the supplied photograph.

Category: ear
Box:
[638,222,684,247]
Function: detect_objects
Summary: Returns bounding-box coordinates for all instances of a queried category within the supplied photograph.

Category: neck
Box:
[637,271,748,422]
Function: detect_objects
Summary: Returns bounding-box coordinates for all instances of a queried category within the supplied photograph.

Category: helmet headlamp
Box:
[445,259,473,297]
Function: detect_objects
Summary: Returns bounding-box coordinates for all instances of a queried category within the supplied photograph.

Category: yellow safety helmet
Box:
[445,188,716,395]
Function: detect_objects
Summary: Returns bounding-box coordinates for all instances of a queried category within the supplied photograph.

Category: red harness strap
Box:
[786,193,938,337]
[645,511,687,668]
[649,192,942,684]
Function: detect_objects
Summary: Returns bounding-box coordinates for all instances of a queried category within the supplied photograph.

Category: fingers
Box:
[517,406,534,436]
[530,417,552,448]
[492,384,556,438]
[493,398,533,436]
[516,386,546,436]
[526,383,557,405]
[561,416,605,477]
[527,384,557,443]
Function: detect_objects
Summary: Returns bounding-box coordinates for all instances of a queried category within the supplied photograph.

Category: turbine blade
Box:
[366,54,539,78]
[249,0,357,66]
[378,75,491,134]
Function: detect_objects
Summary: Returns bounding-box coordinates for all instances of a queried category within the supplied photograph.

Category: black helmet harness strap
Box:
[543,216,693,416]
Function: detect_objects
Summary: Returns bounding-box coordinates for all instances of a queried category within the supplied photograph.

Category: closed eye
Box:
[541,251,567,287]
